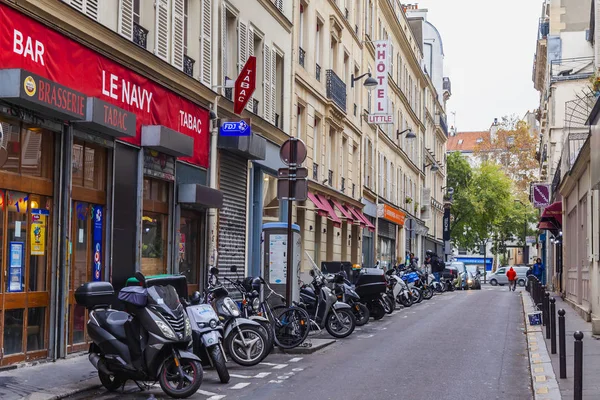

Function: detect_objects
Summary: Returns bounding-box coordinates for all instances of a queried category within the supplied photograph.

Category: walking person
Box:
[532,258,544,284]
[507,266,517,291]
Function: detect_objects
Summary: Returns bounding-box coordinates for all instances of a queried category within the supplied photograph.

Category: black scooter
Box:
[75,272,203,398]
[327,272,370,326]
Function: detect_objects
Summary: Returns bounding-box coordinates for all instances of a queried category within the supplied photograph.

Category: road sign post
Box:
[278,138,307,306]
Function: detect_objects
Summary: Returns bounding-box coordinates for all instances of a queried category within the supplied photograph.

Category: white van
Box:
[488,266,529,287]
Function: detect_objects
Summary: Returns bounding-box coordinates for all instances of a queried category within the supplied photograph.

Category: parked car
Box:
[488,266,529,287]
[442,262,462,282]
[465,271,481,290]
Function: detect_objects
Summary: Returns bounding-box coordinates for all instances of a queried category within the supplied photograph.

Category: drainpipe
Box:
[207,96,220,269]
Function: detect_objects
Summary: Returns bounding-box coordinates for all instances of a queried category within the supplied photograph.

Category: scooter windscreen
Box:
[147,285,182,312]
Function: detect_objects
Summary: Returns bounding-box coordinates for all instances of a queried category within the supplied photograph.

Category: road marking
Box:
[403,315,408,318]
[229,374,252,379]
[198,390,219,396]
[230,382,251,389]
[358,334,374,338]
[288,357,303,362]
[292,368,304,372]
[260,362,277,366]
[277,375,291,379]
[207,396,226,400]
[272,364,288,369]
[269,380,283,384]
[534,367,544,373]
[254,372,271,378]
[535,375,547,382]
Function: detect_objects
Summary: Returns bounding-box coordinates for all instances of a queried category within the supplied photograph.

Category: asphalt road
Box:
[67,285,532,400]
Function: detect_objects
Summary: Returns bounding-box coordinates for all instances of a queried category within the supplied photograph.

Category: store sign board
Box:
[31,208,48,256]
[92,206,103,281]
[368,40,392,124]
[0,4,209,167]
[531,183,551,208]
[377,203,406,226]
[78,97,136,138]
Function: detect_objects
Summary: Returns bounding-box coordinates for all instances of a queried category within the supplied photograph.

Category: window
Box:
[1,120,54,179]
[63,0,98,20]
[364,138,371,188]
[476,138,483,144]
[507,136,515,145]
[458,139,464,145]
[133,0,140,24]
[296,104,305,140]
[183,0,188,55]
[352,144,359,196]
[313,117,321,178]
[341,136,348,184]
[330,37,338,72]
[71,140,106,191]
[142,178,170,276]
[275,50,284,129]
[328,129,336,185]
[299,2,307,50]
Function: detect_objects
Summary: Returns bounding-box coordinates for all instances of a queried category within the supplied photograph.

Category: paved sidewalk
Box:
[543,294,600,400]
[0,354,99,400]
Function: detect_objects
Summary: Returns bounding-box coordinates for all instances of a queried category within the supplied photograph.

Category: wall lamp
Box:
[424,163,439,172]
[351,72,378,89]
[397,128,416,139]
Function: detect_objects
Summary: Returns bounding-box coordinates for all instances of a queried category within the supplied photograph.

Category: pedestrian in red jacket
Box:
[507,267,517,292]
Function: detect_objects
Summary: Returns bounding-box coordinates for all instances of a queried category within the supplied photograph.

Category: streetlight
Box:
[397,128,417,139]
[424,162,439,172]
[351,72,378,89]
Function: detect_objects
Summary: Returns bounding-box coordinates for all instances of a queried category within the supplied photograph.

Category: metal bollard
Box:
[573,331,584,400]
[545,292,551,338]
[541,287,548,324]
[550,297,556,354]
[558,309,567,379]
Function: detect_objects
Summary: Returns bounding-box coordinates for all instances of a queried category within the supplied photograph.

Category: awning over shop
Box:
[537,221,556,231]
[178,184,223,209]
[541,202,563,225]
[307,192,328,217]
[348,206,375,232]
[315,194,342,227]
[332,199,355,224]
[142,125,194,157]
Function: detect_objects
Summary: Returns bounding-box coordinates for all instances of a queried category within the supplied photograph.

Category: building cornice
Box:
[257,0,293,33]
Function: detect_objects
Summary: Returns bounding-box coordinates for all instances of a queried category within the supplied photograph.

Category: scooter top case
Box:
[354,268,387,298]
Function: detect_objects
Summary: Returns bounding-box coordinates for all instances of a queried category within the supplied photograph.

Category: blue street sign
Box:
[219,120,251,136]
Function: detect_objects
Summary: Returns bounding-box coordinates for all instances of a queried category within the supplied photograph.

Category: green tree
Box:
[446,152,474,242]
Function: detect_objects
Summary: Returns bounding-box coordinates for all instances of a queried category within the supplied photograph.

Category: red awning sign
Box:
[315,194,342,227]
[531,183,551,208]
[234,56,256,115]
[541,202,562,225]
[332,199,354,224]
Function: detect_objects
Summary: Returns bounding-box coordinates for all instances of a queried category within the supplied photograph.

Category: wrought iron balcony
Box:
[313,163,319,180]
[438,115,448,137]
[183,55,195,77]
[326,69,347,112]
[224,87,233,100]
[299,47,306,68]
[328,169,333,186]
[341,177,346,193]
[133,22,148,49]
[252,99,259,115]
[316,63,321,82]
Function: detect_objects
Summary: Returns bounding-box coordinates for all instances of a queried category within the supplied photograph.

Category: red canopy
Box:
[315,194,342,228]
[348,206,375,232]
[307,192,328,217]
[537,221,556,231]
[332,199,355,224]
[541,202,562,225]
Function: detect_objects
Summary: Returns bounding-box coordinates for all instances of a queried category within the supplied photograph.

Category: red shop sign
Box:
[0,4,209,167]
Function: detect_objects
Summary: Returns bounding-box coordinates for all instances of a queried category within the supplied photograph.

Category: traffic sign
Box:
[531,183,550,208]
[280,138,307,165]
[277,179,308,201]
[219,120,251,136]
[278,167,308,179]
[234,56,257,115]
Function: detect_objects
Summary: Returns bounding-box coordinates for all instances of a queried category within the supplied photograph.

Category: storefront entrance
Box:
[179,210,206,295]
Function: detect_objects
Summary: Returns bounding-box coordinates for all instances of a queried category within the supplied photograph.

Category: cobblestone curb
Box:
[522,292,562,400]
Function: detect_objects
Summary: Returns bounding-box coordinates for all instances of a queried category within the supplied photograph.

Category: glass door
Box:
[1,191,51,365]
[179,210,203,295]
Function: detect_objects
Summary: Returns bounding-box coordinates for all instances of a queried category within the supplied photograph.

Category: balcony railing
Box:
[326,69,347,112]
[133,22,148,49]
[252,99,259,115]
[550,57,594,82]
[438,115,448,137]
[316,63,321,82]
[341,177,345,193]
[328,169,333,186]
[183,55,195,77]
[313,163,319,180]
[299,47,306,68]
[224,87,233,100]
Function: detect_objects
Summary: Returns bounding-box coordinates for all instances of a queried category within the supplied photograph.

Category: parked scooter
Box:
[75,273,203,398]
[353,268,390,320]
[385,269,413,307]
[397,267,424,303]
[206,267,270,366]
[327,271,370,326]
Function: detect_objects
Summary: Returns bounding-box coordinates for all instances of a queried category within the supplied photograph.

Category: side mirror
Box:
[134,271,146,287]
[210,267,219,275]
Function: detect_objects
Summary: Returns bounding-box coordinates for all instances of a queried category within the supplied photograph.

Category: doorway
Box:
[179,209,206,295]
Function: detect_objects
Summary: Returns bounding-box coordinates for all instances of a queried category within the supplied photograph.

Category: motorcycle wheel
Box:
[411,288,423,303]
[423,286,434,300]
[383,295,394,314]
[398,293,412,308]
[369,302,385,320]
[159,357,203,399]
[256,320,274,353]
[98,367,124,392]
[325,309,356,338]
[226,325,268,367]
[353,303,370,326]
[208,345,230,384]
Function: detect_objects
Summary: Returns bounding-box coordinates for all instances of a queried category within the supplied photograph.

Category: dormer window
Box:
[458,139,463,145]
[476,138,483,144]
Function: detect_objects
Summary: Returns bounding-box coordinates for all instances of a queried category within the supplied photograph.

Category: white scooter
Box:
[385,269,413,307]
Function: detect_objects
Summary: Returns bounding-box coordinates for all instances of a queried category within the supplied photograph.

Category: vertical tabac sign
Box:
[368,40,392,124]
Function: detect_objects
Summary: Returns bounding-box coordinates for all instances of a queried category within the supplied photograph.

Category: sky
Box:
[414,0,542,132]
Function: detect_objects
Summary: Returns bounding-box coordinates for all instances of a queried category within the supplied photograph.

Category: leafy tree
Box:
[474,115,538,193]
[446,152,474,241]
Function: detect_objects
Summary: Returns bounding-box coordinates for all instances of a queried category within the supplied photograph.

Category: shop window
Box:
[262,174,280,223]
[0,120,53,179]
[26,307,45,351]
[6,191,28,293]
[143,178,169,202]
[28,195,50,292]
[72,140,106,190]
[70,304,86,345]
[4,309,24,355]
[142,212,167,275]
[179,215,199,286]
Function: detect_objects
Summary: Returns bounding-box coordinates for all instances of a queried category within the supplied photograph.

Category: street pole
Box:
[285,138,297,306]
[207,96,220,272]
[374,126,379,268]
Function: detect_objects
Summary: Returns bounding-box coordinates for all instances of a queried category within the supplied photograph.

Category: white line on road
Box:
[292,368,304,372]
[288,357,303,362]
[254,372,272,378]
[229,374,252,379]
[198,390,218,396]
[272,364,288,369]
[358,334,374,338]
[260,362,277,366]
[269,380,283,384]
[207,396,226,400]
[277,375,291,379]
[230,382,251,389]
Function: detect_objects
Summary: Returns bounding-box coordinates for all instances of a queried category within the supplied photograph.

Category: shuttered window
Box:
[118,0,134,39]
[155,0,170,61]
[63,0,99,20]
[220,5,228,93]
[200,0,212,85]
[171,0,185,70]
[263,43,276,124]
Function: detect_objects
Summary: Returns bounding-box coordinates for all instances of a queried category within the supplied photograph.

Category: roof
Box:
[447,131,491,152]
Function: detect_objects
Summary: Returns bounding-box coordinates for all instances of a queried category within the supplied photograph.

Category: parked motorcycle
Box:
[299,257,356,338]
[75,273,203,398]
[397,268,424,303]
[385,269,413,308]
[327,272,370,326]
[206,267,270,366]
[353,268,390,320]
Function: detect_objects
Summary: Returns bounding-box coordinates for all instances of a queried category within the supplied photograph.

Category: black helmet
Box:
[426,250,434,256]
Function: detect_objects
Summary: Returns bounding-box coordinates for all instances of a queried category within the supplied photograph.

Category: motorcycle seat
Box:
[95,310,130,340]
